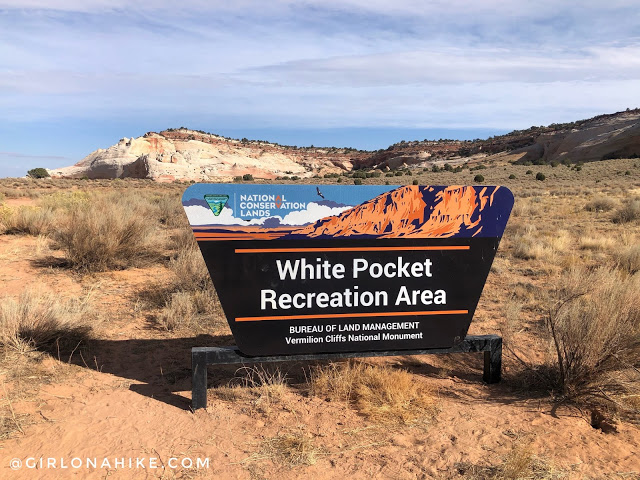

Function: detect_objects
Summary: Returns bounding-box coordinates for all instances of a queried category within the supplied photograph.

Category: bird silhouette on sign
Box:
[316,187,325,199]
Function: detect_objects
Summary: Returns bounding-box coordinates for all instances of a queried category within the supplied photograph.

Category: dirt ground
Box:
[1,158,640,479]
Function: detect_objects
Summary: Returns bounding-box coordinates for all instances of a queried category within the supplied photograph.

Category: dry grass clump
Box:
[256,432,320,467]
[578,234,616,251]
[309,360,438,424]
[537,267,640,399]
[214,365,288,414]
[0,206,56,236]
[510,227,556,262]
[156,290,221,331]
[169,246,211,292]
[39,191,90,211]
[52,193,158,271]
[154,241,224,331]
[611,198,640,223]
[455,441,562,480]
[152,194,186,228]
[168,227,198,253]
[0,289,95,354]
[615,245,640,274]
[584,196,616,212]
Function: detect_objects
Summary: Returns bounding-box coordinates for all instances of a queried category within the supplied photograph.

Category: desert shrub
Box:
[152,194,185,227]
[385,172,394,177]
[309,361,438,424]
[242,173,254,181]
[0,289,95,354]
[541,267,640,399]
[353,179,363,185]
[412,179,419,185]
[154,244,224,331]
[394,171,403,176]
[352,171,367,179]
[169,246,210,292]
[40,191,90,211]
[1,206,56,236]
[473,174,485,183]
[526,170,533,175]
[615,245,640,274]
[536,172,546,181]
[26,168,50,179]
[169,227,198,253]
[612,199,640,223]
[584,197,616,212]
[508,174,516,179]
[53,194,157,271]
[157,291,194,330]
[157,289,223,331]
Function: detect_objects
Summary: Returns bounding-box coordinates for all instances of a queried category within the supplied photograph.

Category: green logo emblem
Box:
[204,194,229,216]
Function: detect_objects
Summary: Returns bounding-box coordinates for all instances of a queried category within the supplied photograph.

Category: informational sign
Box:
[182,184,513,356]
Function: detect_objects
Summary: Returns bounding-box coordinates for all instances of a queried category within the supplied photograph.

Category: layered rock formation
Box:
[360,109,640,169]
[50,109,640,181]
[50,129,362,182]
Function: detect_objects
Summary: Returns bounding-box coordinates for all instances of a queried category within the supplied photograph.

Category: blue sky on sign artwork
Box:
[1,1,640,177]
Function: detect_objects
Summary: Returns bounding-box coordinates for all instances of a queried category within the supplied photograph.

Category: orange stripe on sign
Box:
[234,246,470,254]
[236,309,468,322]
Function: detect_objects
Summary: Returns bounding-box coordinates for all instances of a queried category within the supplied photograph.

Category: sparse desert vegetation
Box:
[0,159,639,479]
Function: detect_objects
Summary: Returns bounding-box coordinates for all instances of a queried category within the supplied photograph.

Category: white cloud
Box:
[183,202,351,227]
[280,202,351,226]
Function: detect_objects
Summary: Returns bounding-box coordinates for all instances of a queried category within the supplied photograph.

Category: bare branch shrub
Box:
[543,267,640,399]
[611,198,640,223]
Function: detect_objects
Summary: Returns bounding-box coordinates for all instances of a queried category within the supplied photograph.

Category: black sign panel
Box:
[183,184,513,356]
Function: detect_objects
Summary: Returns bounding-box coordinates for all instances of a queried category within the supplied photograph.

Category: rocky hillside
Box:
[49,129,367,182]
[363,109,640,169]
[49,109,640,181]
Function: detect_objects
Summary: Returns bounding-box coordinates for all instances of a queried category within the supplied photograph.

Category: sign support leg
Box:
[483,335,502,384]
[191,349,208,411]
[191,334,502,410]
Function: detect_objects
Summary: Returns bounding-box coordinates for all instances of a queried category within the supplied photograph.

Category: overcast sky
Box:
[1,1,639,177]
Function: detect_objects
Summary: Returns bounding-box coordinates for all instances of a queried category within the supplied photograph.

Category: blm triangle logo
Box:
[204,194,229,216]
